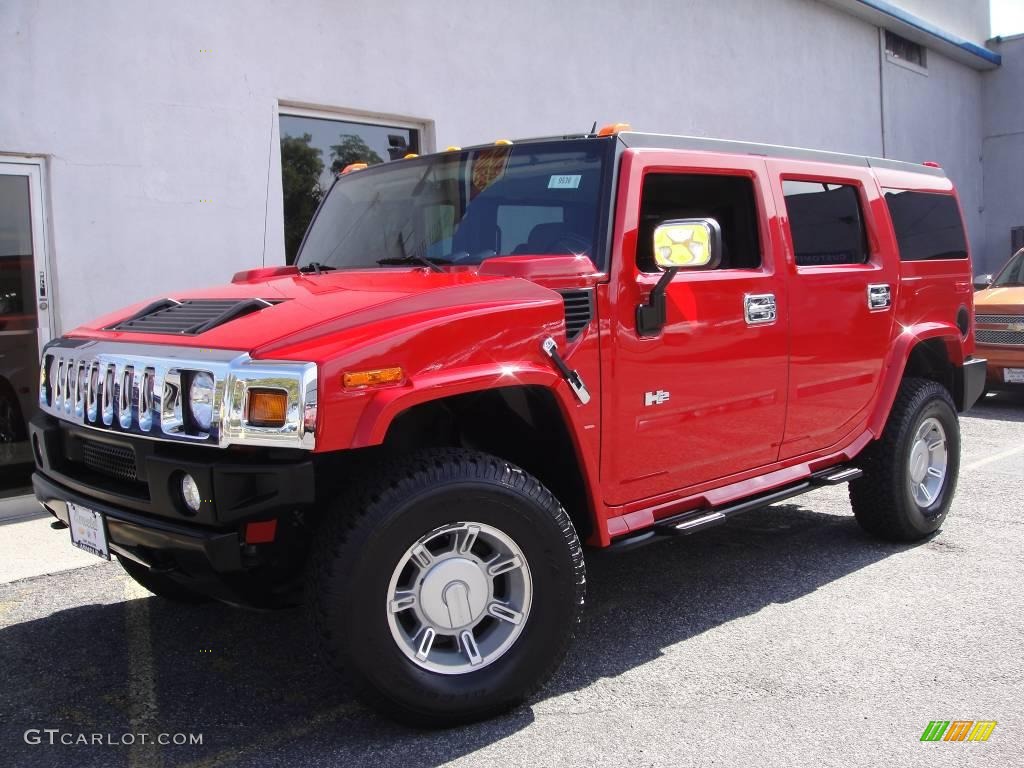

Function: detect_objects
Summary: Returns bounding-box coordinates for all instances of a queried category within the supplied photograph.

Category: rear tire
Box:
[306,449,586,727]
[850,378,960,541]
[117,555,212,603]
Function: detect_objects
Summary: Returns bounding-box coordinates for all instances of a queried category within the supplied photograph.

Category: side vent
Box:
[559,290,593,341]
[108,298,280,336]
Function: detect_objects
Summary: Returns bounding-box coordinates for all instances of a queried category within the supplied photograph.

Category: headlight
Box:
[189,371,215,431]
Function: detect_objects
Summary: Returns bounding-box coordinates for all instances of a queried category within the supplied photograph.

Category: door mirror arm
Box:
[636,267,678,337]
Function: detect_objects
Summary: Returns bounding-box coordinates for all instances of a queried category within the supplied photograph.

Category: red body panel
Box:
[58,143,976,549]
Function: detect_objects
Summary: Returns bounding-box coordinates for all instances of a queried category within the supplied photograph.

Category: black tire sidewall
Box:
[329,478,579,720]
[896,393,960,536]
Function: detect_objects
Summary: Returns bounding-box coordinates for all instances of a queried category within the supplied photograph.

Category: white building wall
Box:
[981,35,1024,274]
[881,43,985,266]
[0,0,993,332]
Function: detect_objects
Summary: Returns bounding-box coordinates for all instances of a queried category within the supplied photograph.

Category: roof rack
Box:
[617,131,946,177]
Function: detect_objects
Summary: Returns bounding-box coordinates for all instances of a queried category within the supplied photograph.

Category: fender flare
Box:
[868,322,965,436]
[351,363,567,448]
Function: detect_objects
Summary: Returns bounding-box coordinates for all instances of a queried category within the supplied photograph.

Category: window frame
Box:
[883,29,928,76]
[881,188,968,262]
[780,174,876,270]
[634,167,769,275]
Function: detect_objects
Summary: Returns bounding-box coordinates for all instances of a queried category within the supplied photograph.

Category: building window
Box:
[279,112,421,263]
[885,31,927,69]
[783,180,869,267]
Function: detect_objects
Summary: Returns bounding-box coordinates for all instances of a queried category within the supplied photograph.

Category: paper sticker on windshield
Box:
[548,174,582,190]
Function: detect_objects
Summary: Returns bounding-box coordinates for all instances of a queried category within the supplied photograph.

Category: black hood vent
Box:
[559,290,594,341]
[108,298,279,336]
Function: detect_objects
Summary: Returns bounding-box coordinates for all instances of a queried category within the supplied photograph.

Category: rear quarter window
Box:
[883,189,967,261]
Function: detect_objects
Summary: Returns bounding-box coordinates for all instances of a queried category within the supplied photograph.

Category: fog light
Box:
[181,474,202,513]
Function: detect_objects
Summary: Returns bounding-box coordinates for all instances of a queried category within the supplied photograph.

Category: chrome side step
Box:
[607,463,863,551]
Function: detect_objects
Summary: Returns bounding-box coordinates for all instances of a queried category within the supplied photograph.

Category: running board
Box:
[606,464,863,551]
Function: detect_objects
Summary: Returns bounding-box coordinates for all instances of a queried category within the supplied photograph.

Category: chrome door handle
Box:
[744,293,777,325]
[867,283,891,310]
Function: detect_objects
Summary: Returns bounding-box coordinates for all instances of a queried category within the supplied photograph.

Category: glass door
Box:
[0,160,52,484]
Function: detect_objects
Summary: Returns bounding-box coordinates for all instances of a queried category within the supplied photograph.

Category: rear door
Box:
[601,150,789,505]
[767,161,897,459]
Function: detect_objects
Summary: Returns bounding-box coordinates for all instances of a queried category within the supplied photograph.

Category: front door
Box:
[601,151,789,506]
[0,160,53,479]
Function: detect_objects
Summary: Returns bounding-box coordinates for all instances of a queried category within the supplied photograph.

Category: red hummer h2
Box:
[32,129,986,725]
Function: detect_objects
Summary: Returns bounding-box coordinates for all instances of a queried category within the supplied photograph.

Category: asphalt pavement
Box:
[1,393,1022,768]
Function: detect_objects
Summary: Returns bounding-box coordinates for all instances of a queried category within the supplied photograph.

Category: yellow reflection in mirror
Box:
[653,222,713,269]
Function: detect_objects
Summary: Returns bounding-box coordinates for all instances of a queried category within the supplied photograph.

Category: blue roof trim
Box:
[857,0,1002,66]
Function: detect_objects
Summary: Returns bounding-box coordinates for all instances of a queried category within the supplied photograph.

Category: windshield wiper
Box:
[297,262,338,274]
[380,232,447,272]
[377,254,452,270]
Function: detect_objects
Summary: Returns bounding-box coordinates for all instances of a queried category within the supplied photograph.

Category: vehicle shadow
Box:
[0,498,911,768]
[967,391,1024,421]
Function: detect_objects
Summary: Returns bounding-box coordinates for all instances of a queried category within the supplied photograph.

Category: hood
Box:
[974,286,1024,315]
[70,268,562,358]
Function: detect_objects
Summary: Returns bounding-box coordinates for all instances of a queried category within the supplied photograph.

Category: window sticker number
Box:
[548,174,582,189]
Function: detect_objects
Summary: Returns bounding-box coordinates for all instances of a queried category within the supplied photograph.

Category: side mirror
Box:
[973,274,994,291]
[652,219,722,270]
[637,218,722,337]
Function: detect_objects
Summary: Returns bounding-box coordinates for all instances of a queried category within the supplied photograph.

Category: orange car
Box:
[975,247,1024,390]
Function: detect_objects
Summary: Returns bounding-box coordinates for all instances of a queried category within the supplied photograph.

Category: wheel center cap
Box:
[418,557,489,629]
[910,440,929,483]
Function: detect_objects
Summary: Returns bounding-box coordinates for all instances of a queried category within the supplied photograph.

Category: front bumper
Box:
[975,345,1024,389]
[30,413,318,606]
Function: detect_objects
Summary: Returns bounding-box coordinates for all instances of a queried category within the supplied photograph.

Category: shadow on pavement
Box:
[0,500,911,768]
[966,391,1024,421]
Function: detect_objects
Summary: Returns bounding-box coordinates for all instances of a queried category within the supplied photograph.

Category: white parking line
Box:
[123,575,163,768]
[964,444,1024,472]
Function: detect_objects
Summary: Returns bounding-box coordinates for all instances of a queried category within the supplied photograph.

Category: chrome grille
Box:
[976,329,1024,346]
[81,440,139,483]
[38,340,317,449]
[976,314,1024,325]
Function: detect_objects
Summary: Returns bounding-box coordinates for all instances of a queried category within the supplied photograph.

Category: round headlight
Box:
[181,473,202,513]
[189,372,215,431]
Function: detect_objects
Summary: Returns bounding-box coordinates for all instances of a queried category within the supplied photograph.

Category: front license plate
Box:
[68,502,111,560]
[1004,368,1024,384]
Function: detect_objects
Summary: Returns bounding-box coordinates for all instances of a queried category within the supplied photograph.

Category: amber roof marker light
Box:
[597,122,632,136]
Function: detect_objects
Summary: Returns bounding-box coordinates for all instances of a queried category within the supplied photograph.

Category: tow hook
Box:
[541,337,591,404]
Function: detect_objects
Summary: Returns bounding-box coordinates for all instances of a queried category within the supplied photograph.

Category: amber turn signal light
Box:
[247,389,288,427]
[343,367,404,389]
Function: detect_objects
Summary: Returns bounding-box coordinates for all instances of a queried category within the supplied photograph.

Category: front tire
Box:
[307,449,586,727]
[850,378,960,541]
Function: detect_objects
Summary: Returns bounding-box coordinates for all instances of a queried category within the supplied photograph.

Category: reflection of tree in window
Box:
[280,133,325,263]
[330,135,384,174]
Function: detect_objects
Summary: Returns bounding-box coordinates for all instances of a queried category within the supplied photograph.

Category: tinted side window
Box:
[783,180,868,266]
[637,174,761,272]
[883,190,967,261]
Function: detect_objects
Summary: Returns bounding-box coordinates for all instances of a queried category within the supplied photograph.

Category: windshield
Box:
[993,249,1024,287]
[296,140,610,270]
